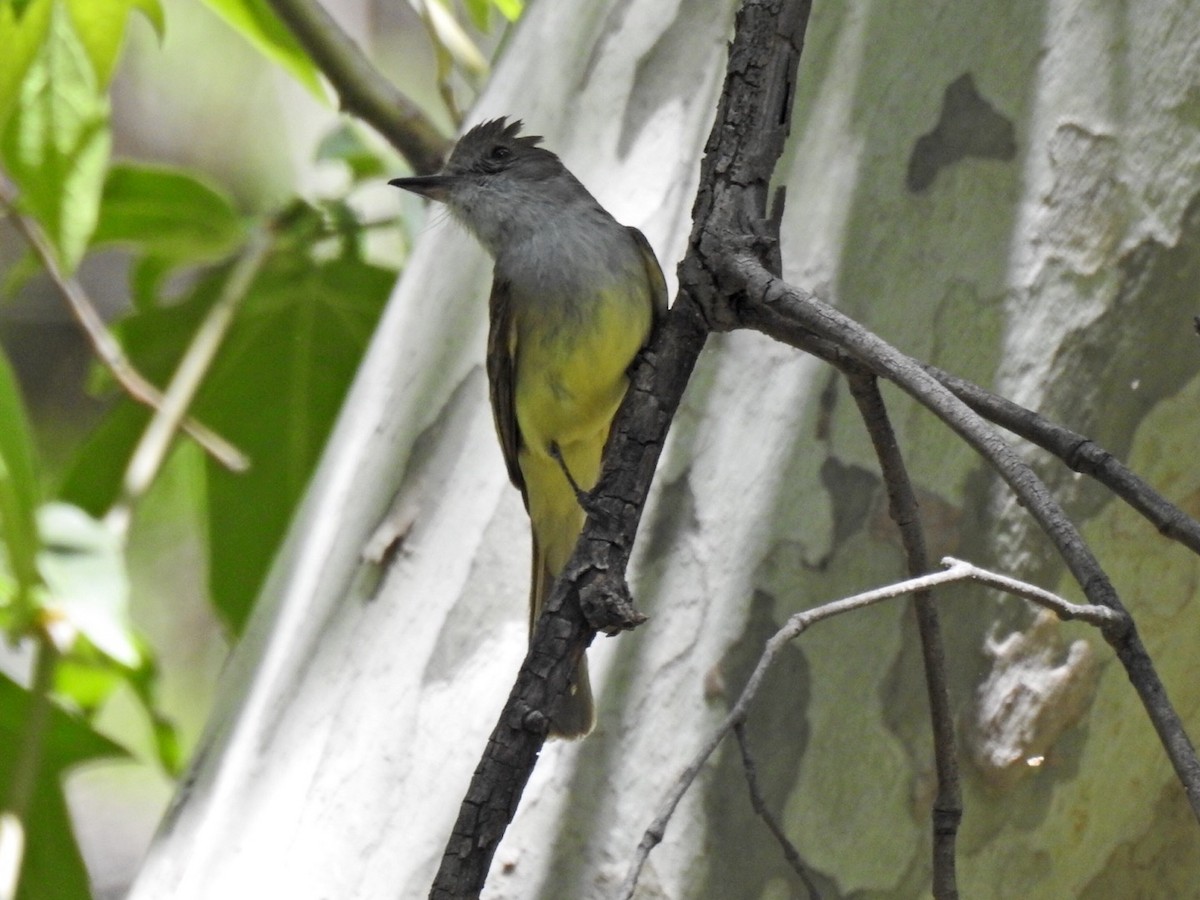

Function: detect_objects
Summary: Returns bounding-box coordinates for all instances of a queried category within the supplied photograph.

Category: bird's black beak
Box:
[388,174,455,202]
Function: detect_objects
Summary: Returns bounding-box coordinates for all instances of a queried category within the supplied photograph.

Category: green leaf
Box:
[0,348,42,633]
[93,163,244,257]
[461,0,489,32]
[65,0,165,87]
[490,0,522,22]
[316,122,387,182]
[61,239,393,631]
[198,0,326,101]
[55,632,183,775]
[0,671,127,900]
[1,1,111,274]
[0,0,51,135]
[0,248,42,301]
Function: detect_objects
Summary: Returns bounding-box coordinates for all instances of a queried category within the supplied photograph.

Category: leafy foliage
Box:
[0,352,42,636]
[0,0,110,273]
[198,0,325,99]
[92,162,248,308]
[0,672,127,900]
[0,0,523,892]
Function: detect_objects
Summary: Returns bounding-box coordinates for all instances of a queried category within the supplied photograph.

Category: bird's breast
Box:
[510,272,652,453]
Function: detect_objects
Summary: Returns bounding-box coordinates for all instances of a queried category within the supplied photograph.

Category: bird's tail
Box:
[530,535,595,739]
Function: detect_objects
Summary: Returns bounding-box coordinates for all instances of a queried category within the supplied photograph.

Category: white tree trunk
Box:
[129,1,1200,897]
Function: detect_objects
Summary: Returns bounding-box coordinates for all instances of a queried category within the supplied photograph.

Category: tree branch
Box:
[428,0,813,895]
[263,0,449,174]
[732,722,820,900]
[746,305,1200,559]
[845,372,960,899]
[734,263,1200,822]
[105,230,272,538]
[619,557,1121,897]
[0,176,249,473]
[923,362,1200,556]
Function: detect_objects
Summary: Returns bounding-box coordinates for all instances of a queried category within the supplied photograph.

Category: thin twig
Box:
[263,0,448,174]
[619,557,1120,898]
[0,177,250,473]
[734,262,1200,822]
[845,372,960,899]
[106,230,272,537]
[732,722,820,900]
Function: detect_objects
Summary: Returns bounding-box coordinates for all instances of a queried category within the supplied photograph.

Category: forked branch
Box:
[618,558,1121,898]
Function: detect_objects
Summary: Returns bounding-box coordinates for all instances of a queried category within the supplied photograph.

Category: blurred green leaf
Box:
[199,0,326,101]
[0,248,42,301]
[316,123,387,183]
[62,234,393,631]
[92,162,247,306]
[461,0,488,32]
[121,639,182,774]
[459,0,521,30]
[55,632,183,775]
[0,349,42,633]
[0,671,127,900]
[38,502,138,667]
[490,0,522,22]
[65,0,165,87]
[0,0,51,134]
[93,163,245,258]
[54,651,123,710]
[0,672,124,766]
[0,0,111,274]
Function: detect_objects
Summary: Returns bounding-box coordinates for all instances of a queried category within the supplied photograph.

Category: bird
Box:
[390,118,667,737]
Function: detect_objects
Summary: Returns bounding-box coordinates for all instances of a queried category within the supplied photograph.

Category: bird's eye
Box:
[489,145,511,161]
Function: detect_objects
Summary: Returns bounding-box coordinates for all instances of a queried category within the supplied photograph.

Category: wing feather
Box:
[486,278,526,502]
[626,226,669,327]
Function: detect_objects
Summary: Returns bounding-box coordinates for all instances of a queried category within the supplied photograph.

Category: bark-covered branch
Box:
[732,722,820,899]
[747,305,1200,559]
[428,0,813,895]
[264,0,449,174]
[923,363,1200,556]
[734,261,1200,821]
[429,0,1200,894]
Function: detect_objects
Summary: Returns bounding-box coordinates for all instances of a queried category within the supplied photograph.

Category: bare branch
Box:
[263,0,449,174]
[845,372,960,899]
[734,261,1200,821]
[105,230,272,537]
[428,0,814,894]
[747,304,1200,560]
[619,557,1120,898]
[923,363,1200,556]
[732,722,820,900]
[0,176,250,473]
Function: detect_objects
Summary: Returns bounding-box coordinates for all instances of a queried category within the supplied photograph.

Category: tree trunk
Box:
[128,1,1200,897]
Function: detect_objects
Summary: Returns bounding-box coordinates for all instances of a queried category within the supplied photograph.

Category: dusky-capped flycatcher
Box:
[390,118,667,737]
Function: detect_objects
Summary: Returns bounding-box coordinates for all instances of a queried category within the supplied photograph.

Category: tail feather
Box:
[530,533,595,739]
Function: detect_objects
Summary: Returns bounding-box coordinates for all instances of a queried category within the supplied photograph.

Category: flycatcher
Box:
[390,118,666,737]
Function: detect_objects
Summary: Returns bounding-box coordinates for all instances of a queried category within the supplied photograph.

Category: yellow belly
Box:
[515,281,653,577]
